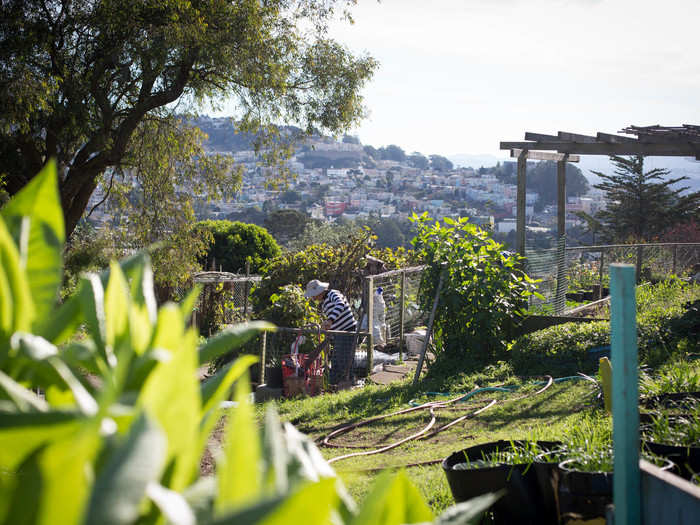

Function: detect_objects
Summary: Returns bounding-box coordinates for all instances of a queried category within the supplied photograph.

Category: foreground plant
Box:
[0,163,495,524]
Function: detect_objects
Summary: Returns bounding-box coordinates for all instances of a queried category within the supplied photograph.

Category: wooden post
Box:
[367,276,374,375]
[598,250,606,299]
[557,158,567,238]
[611,264,640,525]
[398,269,406,362]
[554,157,568,314]
[516,149,528,257]
[243,260,250,320]
[259,331,267,385]
[635,245,643,283]
[672,244,678,275]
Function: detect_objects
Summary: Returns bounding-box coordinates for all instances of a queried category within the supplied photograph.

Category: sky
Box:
[318,0,700,158]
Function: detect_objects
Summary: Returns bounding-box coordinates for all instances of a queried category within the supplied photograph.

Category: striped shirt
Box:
[322,289,357,332]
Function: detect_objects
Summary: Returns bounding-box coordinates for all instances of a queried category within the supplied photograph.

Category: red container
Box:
[282,353,324,397]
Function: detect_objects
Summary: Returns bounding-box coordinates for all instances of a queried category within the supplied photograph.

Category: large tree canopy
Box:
[1,0,377,236]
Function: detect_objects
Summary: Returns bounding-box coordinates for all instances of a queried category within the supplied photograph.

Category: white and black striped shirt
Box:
[322,289,357,332]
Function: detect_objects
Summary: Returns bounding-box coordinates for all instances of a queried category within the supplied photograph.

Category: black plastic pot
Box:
[266,365,283,388]
[557,459,612,522]
[442,440,561,525]
[641,391,700,409]
[643,440,700,480]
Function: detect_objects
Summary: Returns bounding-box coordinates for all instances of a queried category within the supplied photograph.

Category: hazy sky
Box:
[322,0,700,157]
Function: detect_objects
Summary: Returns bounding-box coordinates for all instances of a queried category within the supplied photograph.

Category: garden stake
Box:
[413,268,446,386]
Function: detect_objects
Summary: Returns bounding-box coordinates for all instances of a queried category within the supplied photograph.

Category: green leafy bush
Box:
[197,219,281,273]
[0,162,496,524]
[410,213,540,367]
[510,279,700,376]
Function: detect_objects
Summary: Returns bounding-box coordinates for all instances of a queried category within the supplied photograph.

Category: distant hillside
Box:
[191,116,304,152]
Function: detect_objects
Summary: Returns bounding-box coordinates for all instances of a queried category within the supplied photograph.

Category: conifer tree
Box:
[592,155,700,242]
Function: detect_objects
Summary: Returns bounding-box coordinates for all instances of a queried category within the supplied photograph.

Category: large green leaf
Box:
[41,425,100,525]
[139,307,200,491]
[433,492,502,525]
[198,322,274,365]
[200,354,258,415]
[211,479,339,525]
[0,369,49,412]
[0,411,81,471]
[349,470,433,525]
[216,375,261,514]
[104,261,130,352]
[0,217,34,350]
[79,273,112,367]
[1,160,64,326]
[35,293,83,346]
[84,414,167,525]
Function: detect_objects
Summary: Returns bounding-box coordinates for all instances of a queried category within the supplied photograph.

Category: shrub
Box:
[509,279,700,376]
[197,219,281,273]
[410,213,540,367]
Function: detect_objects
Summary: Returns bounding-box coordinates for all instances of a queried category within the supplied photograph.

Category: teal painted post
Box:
[611,264,640,525]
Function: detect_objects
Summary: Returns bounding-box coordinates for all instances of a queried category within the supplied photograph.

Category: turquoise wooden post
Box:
[611,264,640,525]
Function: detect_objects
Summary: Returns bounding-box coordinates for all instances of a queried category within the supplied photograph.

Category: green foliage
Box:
[2,0,378,236]
[494,160,589,206]
[510,279,700,376]
[254,229,375,312]
[0,161,495,524]
[593,155,700,242]
[410,213,540,366]
[264,209,309,244]
[61,223,115,301]
[197,220,281,274]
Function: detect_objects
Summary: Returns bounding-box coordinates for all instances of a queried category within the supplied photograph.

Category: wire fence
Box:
[366,266,427,350]
[191,271,261,336]
[525,243,700,313]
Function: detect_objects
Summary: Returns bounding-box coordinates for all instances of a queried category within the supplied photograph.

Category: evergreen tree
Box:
[592,155,700,242]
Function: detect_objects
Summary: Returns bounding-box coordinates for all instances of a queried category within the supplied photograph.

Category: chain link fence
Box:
[191,271,261,336]
[365,266,427,351]
[525,243,700,314]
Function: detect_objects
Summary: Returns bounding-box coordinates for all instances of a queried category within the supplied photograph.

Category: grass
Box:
[265,367,602,515]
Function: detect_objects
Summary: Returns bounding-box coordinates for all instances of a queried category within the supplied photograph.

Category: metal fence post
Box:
[259,331,267,385]
[672,244,678,275]
[399,270,406,362]
[598,250,606,299]
[243,260,250,320]
[635,246,643,283]
[367,275,374,375]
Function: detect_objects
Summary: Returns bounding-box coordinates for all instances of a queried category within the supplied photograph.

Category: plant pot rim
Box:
[558,458,613,475]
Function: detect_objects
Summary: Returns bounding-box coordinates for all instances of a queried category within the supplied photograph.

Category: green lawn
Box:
[268,371,603,515]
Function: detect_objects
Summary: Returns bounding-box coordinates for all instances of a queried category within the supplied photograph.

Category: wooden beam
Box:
[558,131,598,143]
[597,132,638,144]
[516,150,527,256]
[501,141,699,156]
[510,148,579,162]
[524,132,560,142]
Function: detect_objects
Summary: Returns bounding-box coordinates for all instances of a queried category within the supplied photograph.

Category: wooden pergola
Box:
[499,124,700,312]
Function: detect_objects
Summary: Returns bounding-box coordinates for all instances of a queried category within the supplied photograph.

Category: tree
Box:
[381,144,406,162]
[264,208,309,243]
[528,161,589,205]
[197,220,281,273]
[574,211,603,245]
[429,154,453,172]
[363,144,379,159]
[280,189,302,204]
[1,0,377,237]
[592,155,700,242]
[408,152,430,170]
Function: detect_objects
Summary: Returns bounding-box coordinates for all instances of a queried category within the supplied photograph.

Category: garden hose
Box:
[323,375,585,465]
